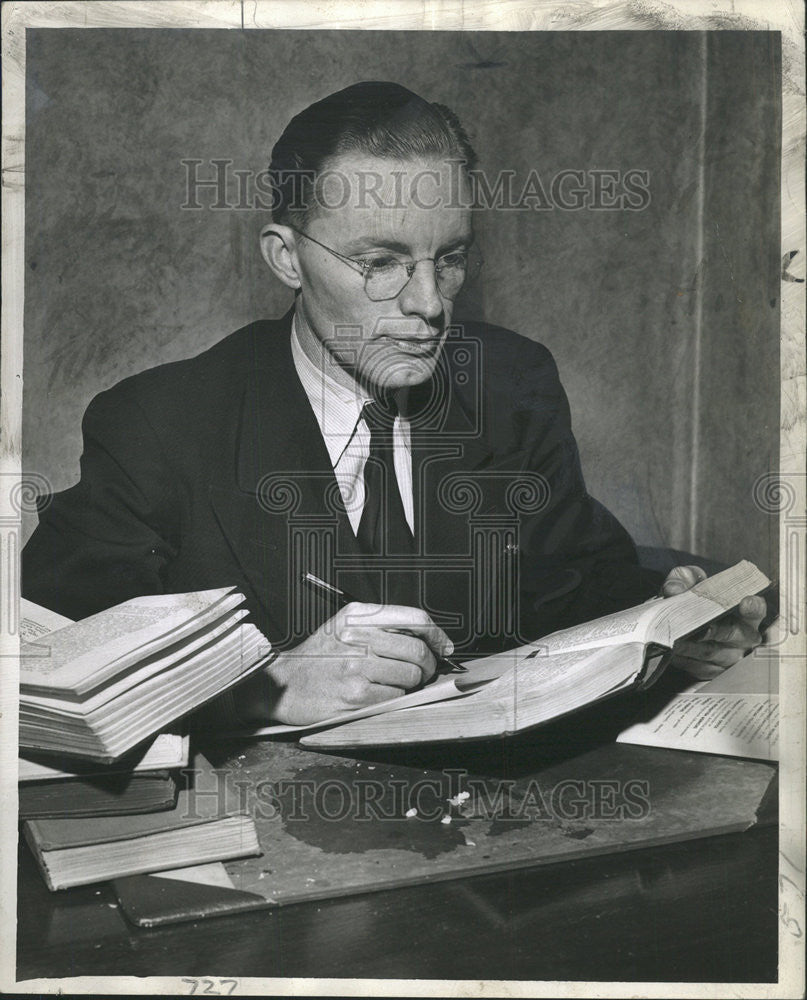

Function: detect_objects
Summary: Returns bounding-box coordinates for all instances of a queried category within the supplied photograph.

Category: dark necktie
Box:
[357,396,415,558]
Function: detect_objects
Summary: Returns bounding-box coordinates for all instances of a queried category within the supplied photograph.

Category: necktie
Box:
[357,396,415,558]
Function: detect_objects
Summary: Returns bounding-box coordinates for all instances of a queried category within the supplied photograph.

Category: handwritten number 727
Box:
[181,979,238,995]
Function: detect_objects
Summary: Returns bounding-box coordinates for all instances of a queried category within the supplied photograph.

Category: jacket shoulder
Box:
[455,319,564,406]
[86,317,287,419]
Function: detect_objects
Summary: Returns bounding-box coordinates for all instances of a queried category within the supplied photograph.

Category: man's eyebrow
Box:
[341,235,475,256]
[437,235,475,255]
[341,237,413,255]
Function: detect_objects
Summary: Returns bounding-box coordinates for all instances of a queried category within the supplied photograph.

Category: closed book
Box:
[23,753,261,890]
[19,731,190,782]
[18,771,178,820]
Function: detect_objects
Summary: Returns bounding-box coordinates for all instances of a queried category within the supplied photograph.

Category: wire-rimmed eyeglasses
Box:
[289,226,483,302]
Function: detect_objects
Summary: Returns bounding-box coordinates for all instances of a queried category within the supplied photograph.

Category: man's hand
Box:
[662,565,767,680]
[262,603,453,725]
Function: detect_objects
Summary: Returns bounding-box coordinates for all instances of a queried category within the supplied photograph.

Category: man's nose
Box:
[397,260,444,321]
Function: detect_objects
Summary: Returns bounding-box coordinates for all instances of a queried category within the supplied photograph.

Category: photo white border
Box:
[1,1,804,997]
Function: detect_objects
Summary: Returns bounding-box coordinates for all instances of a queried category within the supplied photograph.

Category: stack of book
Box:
[22,751,261,891]
[18,594,268,890]
[20,588,272,762]
[18,730,189,820]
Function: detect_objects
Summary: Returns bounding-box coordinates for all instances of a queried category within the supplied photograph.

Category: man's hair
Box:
[269,81,477,225]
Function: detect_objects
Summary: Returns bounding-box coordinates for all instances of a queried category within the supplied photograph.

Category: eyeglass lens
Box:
[364,253,481,301]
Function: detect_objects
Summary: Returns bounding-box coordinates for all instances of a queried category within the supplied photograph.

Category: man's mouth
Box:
[382,336,441,355]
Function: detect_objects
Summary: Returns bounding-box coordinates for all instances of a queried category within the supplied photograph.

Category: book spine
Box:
[22,822,57,892]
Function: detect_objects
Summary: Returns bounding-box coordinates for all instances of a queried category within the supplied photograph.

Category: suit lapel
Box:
[407,327,496,641]
[209,311,377,645]
[209,314,503,650]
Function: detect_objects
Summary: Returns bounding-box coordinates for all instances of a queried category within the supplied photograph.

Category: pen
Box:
[302,572,467,674]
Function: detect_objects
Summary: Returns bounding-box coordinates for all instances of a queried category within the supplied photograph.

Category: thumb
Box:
[662,564,708,597]
[738,594,766,630]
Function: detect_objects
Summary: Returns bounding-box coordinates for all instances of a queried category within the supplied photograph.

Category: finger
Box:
[361,685,407,705]
[662,565,708,597]
[701,618,761,648]
[359,655,426,691]
[673,639,744,668]
[341,603,453,656]
[355,629,437,680]
[340,674,408,709]
[670,652,727,681]
[340,627,436,678]
[737,594,767,630]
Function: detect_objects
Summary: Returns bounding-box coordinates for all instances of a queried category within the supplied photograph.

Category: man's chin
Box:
[370,355,438,390]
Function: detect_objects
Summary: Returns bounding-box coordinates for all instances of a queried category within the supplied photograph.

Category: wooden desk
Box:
[16,698,779,985]
[17,823,777,983]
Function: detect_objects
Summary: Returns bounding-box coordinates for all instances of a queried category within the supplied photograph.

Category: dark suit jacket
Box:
[23,312,660,656]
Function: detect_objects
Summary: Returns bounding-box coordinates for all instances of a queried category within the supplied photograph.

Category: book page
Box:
[617,692,778,761]
[641,590,728,647]
[643,561,772,646]
[21,610,251,711]
[529,560,770,655]
[690,559,771,610]
[523,600,664,655]
[20,588,242,693]
[231,672,471,738]
[617,648,779,761]
[19,598,74,643]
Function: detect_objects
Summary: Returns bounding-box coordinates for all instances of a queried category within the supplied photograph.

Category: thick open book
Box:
[295,561,770,748]
[20,590,274,762]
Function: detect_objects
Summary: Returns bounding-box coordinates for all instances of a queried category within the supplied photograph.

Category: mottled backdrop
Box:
[23,29,780,575]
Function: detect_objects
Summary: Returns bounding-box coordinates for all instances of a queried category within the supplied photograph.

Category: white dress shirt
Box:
[290,316,415,535]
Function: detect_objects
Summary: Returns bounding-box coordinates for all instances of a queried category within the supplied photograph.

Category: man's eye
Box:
[362,256,401,274]
[437,251,468,269]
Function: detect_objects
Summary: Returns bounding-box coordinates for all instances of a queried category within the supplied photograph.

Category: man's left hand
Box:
[661,565,767,680]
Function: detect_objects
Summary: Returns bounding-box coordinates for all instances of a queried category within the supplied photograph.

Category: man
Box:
[22,82,766,727]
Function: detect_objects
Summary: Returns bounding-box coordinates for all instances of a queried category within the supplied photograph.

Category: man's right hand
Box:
[260,603,453,726]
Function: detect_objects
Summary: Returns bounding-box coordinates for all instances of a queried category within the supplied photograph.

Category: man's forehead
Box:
[323,151,468,194]
[309,152,473,246]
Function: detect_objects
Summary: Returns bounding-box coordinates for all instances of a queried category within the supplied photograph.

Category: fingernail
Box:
[666,582,685,595]
[444,640,454,655]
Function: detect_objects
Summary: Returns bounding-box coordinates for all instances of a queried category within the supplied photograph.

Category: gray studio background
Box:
[23,29,780,576]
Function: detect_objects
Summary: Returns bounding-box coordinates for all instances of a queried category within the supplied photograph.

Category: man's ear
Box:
[260,224,302,290]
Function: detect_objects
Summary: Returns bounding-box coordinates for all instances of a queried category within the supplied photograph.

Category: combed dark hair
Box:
[269,81,477,224]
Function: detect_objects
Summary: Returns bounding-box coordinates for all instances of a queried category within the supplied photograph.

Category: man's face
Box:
[292,153,474,392]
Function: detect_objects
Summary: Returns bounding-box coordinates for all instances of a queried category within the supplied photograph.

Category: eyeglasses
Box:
[289,226,483,302]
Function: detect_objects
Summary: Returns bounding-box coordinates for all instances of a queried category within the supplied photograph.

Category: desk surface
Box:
[17,823,778,983]
[15,693,779,985]
[17,712,778,982]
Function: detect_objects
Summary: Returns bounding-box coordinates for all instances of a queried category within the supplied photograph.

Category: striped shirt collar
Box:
[290,313,373,467]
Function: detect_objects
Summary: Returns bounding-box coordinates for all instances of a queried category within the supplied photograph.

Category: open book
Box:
[20,590,274,762]
[290,561,770,748]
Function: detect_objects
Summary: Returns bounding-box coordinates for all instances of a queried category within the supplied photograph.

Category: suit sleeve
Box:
[22,382,260,731]
[504,338,662,638]
[22,383,180,620]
